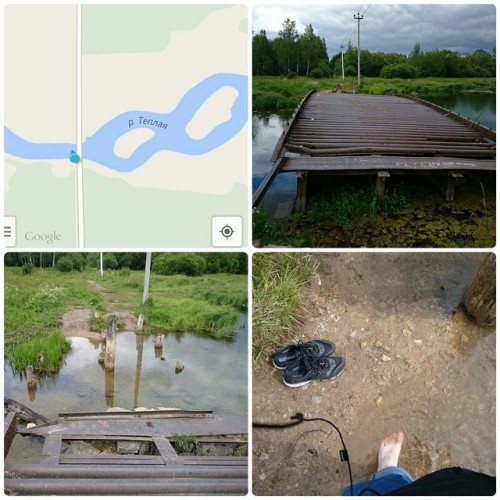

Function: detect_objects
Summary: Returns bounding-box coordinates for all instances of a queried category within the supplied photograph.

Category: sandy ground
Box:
[61,308,138,339]
[252,253,495,495]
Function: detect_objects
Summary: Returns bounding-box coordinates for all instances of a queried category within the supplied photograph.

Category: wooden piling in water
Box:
[137,314,144,331]
[26,366,37,390]
[104,316,117,370]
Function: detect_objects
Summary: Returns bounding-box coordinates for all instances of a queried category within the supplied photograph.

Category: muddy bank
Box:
[61,308,138,339]
[252,253,495,495]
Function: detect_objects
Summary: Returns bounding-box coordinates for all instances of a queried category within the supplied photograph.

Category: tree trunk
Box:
[461,253,495,327]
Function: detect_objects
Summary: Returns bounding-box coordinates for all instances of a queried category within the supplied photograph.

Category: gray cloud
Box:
[253,4,496,57]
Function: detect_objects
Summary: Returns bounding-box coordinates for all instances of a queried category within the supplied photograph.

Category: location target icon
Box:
[220,224,235,239]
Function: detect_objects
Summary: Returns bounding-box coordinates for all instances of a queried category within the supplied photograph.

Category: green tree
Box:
[274,18,299,75]
[252,30,277,75]
[152,253,207,276]
[103,253,118,270]
[297,24,328,76]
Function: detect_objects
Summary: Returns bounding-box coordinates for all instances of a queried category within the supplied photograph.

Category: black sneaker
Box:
[273,340,335,369]
[283,356,346,387]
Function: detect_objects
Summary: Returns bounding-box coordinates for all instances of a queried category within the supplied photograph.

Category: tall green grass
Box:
[142,298,241,340]
[253,253,318,363]
[304,187,410,224]
[4,269,104,354]
[9,331,71,374]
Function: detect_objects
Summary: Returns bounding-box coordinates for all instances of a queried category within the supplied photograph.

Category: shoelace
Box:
[301,356,330,377]
[296,342,321,357]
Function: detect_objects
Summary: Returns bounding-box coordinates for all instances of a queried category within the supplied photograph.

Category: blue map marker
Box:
[69,150,81,163]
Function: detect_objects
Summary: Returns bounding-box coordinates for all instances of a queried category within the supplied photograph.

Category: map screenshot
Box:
[5,5,248,248]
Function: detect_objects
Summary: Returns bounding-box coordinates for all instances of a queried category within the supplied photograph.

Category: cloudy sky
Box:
[252,3,496,58]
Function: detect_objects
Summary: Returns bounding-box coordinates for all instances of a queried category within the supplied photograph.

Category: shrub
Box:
[119,267,131,276]
[153,254,206,276]
[309,68,324,78]
[69,254,85,271]
[103,253,118,270]
[56,256,74,272]
[22,262,34,275]
[27,285,65,312]
[381,63,417,79]
[204,254,242,274]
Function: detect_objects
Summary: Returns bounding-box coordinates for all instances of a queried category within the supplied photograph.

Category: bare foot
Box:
[377,431,404,471]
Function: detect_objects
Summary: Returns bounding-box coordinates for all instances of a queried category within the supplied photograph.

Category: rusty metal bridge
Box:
[5,409,248,495]
[253,91,495,210]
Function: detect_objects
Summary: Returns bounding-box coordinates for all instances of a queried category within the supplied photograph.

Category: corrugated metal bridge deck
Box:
[5,410,248,495]
[253,91,495,208]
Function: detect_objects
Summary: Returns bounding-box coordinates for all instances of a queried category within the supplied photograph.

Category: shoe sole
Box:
[283,357,346,387]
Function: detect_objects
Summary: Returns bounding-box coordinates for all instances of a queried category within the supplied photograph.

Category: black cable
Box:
[253,412,353,496]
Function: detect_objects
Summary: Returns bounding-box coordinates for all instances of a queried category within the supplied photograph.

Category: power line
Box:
[340,5,369,52]
[354,12,364,86]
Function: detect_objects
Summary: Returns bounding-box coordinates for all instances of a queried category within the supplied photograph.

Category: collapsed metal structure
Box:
[5,409,248,495]
[253,91,495,209]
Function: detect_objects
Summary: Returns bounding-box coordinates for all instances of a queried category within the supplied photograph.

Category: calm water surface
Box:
[5,316,248,419]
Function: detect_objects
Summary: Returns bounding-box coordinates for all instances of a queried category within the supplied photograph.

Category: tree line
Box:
[253,18,496,78]
[5,252,248,276]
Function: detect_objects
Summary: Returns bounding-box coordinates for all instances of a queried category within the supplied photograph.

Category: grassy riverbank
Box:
[253,75,495,112]
[5,266,247,372]
[252,253,318,363]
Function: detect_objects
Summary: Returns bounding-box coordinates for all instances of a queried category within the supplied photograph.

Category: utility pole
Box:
[354,13,363,87]
[142,252,152,305]
[340,44,345,81]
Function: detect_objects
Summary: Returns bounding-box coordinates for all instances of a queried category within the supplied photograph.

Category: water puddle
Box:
[5,316,248,418]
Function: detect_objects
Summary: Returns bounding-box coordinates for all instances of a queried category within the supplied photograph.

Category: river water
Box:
[5,73,247,172]
[253,91,496,219]
[5,315,248,419]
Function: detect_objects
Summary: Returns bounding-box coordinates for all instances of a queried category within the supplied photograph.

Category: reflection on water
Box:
[425,92,496,131]
[4,316,248,419]
[253,113,296,219]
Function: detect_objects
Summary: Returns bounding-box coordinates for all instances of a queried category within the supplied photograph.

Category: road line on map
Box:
[76,4,85,248]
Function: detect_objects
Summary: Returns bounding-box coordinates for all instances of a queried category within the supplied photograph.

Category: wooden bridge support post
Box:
[442,171,464,202]
[104,316,117,370]
[295,173,308,212]
[154,334,165,358]
[376,171,390,196]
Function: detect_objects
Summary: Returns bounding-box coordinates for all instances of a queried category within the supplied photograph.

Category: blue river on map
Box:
[4,73,247,173]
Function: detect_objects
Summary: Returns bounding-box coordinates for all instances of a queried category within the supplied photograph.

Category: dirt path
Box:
[61,280,138,338]
[252,253,495,495]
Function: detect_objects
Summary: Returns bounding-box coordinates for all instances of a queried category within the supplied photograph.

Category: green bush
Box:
[103,253,118,270]
[153,254,207,276]
[119,267,131,276]
[22,262,34,275]
[204,254,242,274]
[56,256,74,272]
[69,254,85,271]
[380,63,417,79]
[27,285,65,312]
[309,68,324,78]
